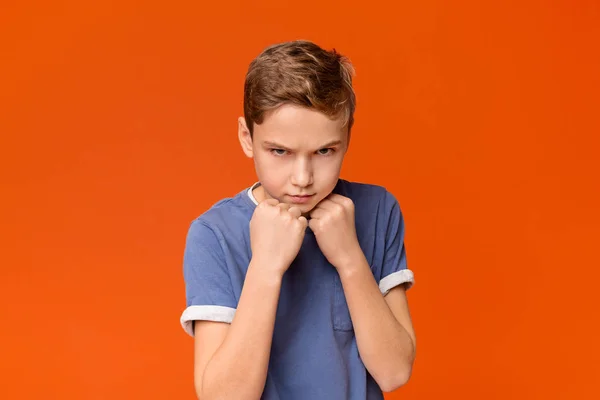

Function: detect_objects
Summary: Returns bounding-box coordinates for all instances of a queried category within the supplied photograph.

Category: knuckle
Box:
[281,212,292,222]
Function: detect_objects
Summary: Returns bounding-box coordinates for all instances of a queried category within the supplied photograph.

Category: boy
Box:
[180,40,416,399]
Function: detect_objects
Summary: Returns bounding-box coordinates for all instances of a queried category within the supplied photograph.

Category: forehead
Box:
[254,104,347,145]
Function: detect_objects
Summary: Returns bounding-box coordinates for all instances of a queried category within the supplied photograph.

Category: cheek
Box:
[315,157,343,183]
[254,155,288,187]
[254,153,274,173]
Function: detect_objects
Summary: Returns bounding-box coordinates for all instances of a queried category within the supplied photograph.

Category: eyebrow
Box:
[263,140,342,150]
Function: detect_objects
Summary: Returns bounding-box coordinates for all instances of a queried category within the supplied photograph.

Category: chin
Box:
[299,203,317,212]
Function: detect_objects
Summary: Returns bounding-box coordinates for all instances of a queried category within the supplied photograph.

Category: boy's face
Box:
[238,104,349,214]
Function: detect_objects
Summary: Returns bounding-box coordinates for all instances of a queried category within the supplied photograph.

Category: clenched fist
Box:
[249,198,308,276]
[309,194,363,270]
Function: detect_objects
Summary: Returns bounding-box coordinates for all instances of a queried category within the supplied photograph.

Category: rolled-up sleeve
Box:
[180,219,237,337]
[378,191,415,296]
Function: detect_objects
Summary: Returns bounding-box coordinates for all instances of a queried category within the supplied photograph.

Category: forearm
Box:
[337,254,415,392]
[201,260,283,400]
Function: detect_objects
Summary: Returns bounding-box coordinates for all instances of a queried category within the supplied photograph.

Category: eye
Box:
[270,148,287,156]
[317,148,334,156]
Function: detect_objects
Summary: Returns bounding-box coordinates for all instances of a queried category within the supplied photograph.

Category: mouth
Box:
[287,194,315,204]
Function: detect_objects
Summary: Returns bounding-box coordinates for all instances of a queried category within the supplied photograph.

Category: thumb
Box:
[298,216,308,227]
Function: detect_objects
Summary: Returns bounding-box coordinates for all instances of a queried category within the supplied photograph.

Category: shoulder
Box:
[188,188,254,239]
[335,179,399,212]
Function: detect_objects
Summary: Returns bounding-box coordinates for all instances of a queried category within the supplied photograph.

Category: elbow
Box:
[377,365,413,393]
[378,338,416,392]
[194,380,203,400]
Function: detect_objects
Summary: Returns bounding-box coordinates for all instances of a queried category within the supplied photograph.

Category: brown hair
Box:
[243,40,356,137]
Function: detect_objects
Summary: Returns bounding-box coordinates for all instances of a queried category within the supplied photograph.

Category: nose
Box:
[290,157,313,187]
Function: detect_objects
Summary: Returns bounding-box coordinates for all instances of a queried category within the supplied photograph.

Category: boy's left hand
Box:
[309,194,364,270]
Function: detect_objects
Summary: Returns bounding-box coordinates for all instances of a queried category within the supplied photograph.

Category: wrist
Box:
[334,246,368,275]
[248,257,286,282]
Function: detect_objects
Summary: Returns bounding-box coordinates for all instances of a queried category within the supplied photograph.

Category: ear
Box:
[238,116,254,158]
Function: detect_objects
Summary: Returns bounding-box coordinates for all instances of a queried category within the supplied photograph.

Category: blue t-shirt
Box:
[180,179,414,399]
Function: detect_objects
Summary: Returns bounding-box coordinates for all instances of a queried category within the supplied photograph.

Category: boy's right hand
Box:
[249,198,308,275]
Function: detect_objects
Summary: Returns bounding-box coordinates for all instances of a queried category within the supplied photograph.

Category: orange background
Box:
[1,1,599,399]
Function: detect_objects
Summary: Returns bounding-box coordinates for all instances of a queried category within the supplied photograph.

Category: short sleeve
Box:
[180,219,237,337]
[378,191,415,296]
